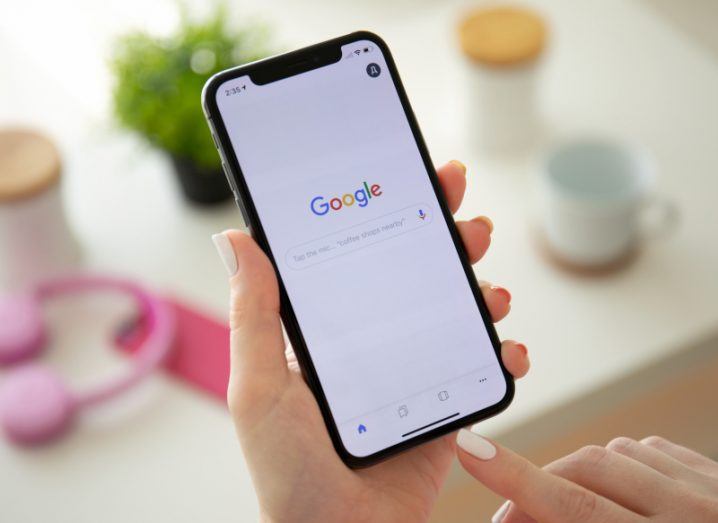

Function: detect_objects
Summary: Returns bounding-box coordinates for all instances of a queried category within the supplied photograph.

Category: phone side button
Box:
[221,162,239,194]
[235,197,250,226]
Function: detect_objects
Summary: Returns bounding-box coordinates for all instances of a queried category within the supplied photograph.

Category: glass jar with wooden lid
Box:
[0,129,80,290]
[458,6,548,152]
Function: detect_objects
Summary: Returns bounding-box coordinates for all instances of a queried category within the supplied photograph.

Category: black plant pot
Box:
[171,155,233,205]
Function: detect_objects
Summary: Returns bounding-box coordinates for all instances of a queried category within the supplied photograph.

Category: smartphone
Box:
[202,31,513,467]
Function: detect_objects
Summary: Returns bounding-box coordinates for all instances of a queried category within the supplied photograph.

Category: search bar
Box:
[285,203,433,270]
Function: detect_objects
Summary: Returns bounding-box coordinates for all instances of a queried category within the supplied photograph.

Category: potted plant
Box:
[110,6,273,204]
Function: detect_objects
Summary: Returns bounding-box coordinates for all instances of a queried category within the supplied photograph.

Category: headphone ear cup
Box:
[0,294,47,366]
[0,365,76,446]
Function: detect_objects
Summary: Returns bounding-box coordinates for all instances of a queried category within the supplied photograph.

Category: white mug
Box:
[538,138,677,268]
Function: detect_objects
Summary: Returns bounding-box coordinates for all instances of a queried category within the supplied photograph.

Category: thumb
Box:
[212,230,289,416]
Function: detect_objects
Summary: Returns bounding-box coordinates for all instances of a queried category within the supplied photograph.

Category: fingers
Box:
[477,282,528,378]
[436,160,494,266]
[640,436,718,477]
[438,160,528,381]
[608,436,718,498]
[480,281,511,321]
[607,437,701,481]
[500,340,530,379]
[212,230,289,419]
[456,217,493,263]
[541,445,672,517]
[456,427,641,523]
[436,160,467,213]
[501,438,715,523]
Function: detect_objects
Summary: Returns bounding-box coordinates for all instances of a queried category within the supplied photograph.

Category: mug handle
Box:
[637,195,680,241]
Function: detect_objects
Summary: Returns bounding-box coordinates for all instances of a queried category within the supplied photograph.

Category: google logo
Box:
[310,181,383,216]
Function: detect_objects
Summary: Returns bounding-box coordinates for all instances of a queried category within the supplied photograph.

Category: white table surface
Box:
[1,0,717,521]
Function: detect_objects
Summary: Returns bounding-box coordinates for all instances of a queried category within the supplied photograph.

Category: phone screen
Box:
[214,38,508,458]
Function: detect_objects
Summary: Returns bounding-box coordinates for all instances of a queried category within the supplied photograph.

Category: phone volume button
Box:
[235,197,250,225]
[221,162,239,196]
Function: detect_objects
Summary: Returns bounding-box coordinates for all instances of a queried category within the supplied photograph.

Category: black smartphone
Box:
[202,31,513,467]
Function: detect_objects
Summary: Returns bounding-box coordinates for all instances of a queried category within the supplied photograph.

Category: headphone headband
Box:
[34,276,175,408]
[0,275,175,445]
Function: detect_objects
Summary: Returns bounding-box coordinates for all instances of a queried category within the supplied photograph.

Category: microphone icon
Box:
[418,209,427,220]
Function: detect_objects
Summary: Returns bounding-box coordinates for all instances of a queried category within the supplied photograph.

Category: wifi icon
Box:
[353,49,361,56]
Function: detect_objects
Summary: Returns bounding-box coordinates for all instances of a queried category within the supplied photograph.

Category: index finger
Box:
[456,427,642,523]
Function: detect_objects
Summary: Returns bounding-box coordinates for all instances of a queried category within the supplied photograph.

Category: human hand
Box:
[456,428,718,522]
[212,160,529,523]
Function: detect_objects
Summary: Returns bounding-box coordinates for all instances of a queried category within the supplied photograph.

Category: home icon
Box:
[357,424,367,434]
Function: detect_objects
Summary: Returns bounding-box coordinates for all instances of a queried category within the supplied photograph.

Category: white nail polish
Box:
[491,500,511,523]
[456,426,497,460]
[212,233,238,276]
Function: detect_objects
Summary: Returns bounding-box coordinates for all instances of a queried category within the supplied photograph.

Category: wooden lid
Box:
[458,6,547,67]
[0,129,61,202]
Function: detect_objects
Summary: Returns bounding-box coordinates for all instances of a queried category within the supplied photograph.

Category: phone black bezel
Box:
[201,31,514,468]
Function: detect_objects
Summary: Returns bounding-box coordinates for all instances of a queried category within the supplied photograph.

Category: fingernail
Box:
[515,343,528,357]
[474,215,494,234]
[450,159,467,175]
[491,285,511,303]
[212,232,238,276]
[492,501,511,523]
[456,426,496,460]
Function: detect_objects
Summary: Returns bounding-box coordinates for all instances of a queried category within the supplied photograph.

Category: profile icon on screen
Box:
[366,63,381,78]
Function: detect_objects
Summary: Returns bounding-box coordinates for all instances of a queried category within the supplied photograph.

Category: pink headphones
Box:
[0,276,174,446]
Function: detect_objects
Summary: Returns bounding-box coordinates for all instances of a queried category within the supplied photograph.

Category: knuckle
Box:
[226,372,256,422]
[229,307,278,340]
[544,456,573,478]
[574,445,611,469]
[689,494,718,516]
[545,446,609,480]
[509,455,534,487]
[226,378,263,430]
[229,290,258,321]
[228,290,252,327]
[607,436,637,454]
[228,285,279,326]
[641,435,668,448]
[668,485,718,518]
[227,370,286,429]
[226,381,243,418]
[557,486,600,521]
[495,455,534,495]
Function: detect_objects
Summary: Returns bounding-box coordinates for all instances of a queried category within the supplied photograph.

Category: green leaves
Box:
[110,6,272,170]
